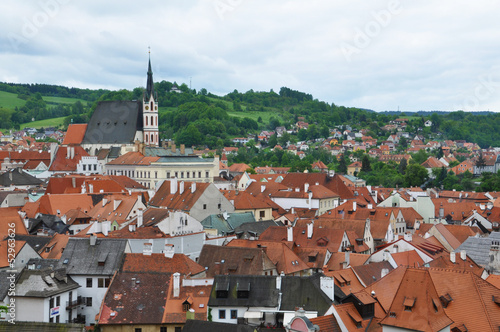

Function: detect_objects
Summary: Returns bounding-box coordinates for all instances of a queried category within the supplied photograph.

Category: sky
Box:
[1,1,500,112]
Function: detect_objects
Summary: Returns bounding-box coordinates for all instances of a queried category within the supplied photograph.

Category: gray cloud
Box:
[1,0,500,112]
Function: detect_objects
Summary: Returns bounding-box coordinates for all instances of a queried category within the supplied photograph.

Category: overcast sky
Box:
[1,1,500,112]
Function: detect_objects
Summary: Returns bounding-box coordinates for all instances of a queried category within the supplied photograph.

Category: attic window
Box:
[432,298,440,312]
[439,293,453,308]
[389,312,396,318]
[215,280,230,298]
[403,297,415,311]
[244,255,254,262]
[493,295,500,305]
[98,252,108,266]
[237,282,250,298]
[63,259,69,264]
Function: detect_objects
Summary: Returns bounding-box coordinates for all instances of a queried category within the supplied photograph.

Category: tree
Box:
[361,155,371,172]
[268,134,278,148]
[404,164,429,187]
[476,153,486,167]
[338,156,347,174]
[398,158,408,175]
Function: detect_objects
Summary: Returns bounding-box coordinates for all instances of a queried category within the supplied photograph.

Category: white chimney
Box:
[113,200,121,211]
[66,147,70,159]
[404,232,412,242]
[179,181,185,194]
[287,226,293,242]
[72,177,76,188]
[308,192,313,209]
[304,183,310,192]
[276,271,284,290]
[291,207,295,214]
[173,272,180,298]
[383,250,389,262]
[102,221,110,237]
[353,201,357,212]
[164,243,175,258]
[368,203,373,209]
[261,185,266,193]
[345,250,350,266]
[307,222,313,239]
[460,250,466,261]
[137,209,143,228]
[128,224,136,232]
[89,184,93,194]
[191,182,196,193]
[170,178,178,195]
[70,147,75,159]
[90,234,97,246]
[143,242,152,256]
[381,268,389,279]
[102,198,107,207]
[450,251,456,264]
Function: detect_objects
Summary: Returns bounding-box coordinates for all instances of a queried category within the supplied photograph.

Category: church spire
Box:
[145,49,156,101]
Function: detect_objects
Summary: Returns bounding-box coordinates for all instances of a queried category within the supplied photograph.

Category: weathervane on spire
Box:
[148,46,151,54]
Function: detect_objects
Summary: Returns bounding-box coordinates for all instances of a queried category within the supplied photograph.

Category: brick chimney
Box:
[180,144,185,155]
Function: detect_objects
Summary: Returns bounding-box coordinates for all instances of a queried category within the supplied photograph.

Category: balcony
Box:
[66,296,84,310]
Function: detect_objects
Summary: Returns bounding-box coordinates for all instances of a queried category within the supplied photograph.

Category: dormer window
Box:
[403,297,416,311]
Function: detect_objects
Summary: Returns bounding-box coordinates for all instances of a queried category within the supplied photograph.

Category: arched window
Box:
[155,116,158,126]
[145,116,148,126]
[145,134,148,143]
[150,101,153,111]
[151,134,154,143]
[151,116,154,126]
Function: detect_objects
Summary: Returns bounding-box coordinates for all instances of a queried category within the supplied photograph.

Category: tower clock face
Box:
[145,106,149,110]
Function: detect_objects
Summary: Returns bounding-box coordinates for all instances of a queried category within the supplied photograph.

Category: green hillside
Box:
[0,90,26,109]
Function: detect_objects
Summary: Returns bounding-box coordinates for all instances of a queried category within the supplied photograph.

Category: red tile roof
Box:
[107,151,160,165]
[48,146,89,171]
[39,233,69,259]
[121,253,205,276]
[0,207,28,237]
[380,269,453,331]
[149,180,210,211]
[36,193,94,217]
[62,124,88,145]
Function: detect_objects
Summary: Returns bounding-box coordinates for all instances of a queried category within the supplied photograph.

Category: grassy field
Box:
[20,116,66,129]
[43,96,88,105]
[0,91,26,109]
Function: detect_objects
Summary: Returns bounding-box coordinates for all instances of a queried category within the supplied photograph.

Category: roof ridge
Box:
[470,272,495,331]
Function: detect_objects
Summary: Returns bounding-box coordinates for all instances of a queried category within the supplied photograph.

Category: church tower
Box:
[142,54,159,147]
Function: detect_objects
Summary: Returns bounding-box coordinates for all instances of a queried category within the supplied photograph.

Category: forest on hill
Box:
[1,81,500,150]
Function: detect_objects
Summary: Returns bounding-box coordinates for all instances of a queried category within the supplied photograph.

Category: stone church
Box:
[80,57,160,157]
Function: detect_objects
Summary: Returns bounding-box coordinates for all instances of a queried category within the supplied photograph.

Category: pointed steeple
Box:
[145,52,156,101]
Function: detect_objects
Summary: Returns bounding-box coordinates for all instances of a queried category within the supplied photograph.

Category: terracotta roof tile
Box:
[62,124,88,145]
[48,146,89,171]
[380,269,453,332]
[0,207,28,237]
[39,233,69,259]
[121,253,205,276]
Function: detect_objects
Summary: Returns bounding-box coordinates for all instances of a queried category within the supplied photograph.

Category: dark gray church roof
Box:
[82,100,143,144]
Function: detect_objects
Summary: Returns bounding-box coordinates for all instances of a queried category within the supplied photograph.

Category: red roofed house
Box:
[149,179,235,222]
[62,124,88,145]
